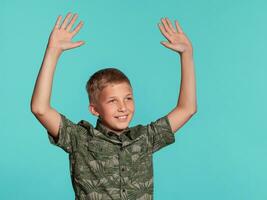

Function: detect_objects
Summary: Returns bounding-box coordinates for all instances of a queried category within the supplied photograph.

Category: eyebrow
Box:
[107,93,133,99]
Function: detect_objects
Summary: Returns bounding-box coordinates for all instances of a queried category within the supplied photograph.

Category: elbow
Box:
[30,104,49,115]
[192,108,197,114]
[191,103,198,114]
[30,105,41,115]
[187,107,197,115]
[192,107,197,113]
[30,97,51,115]
[191,109,197,115]
[30,101,39,114]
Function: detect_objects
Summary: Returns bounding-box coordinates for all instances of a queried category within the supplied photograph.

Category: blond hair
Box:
[86,67,132,104]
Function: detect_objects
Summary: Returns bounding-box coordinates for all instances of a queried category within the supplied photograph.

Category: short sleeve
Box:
[146,115,175,153]
[47,113,86,154]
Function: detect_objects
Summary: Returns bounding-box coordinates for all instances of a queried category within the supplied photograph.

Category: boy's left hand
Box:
[158,17,193,54]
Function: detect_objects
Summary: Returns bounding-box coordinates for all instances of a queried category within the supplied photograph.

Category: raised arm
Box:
[30,12,85,139]
[158,17,197,133]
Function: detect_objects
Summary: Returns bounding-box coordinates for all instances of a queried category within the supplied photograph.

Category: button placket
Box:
[119,144,128,198]
[119,146,125,173]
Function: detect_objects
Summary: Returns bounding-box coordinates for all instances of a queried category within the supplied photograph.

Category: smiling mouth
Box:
[115,115,128,120]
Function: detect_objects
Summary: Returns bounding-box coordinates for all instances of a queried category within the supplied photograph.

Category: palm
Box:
[158,17,192,54]
[48,12,84,51]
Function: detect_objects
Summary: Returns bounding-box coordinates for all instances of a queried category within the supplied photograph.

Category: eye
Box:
[108,99,116,103]
[127,97,133,100]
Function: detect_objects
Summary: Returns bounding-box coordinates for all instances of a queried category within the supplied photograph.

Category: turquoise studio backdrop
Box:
[1,0,266,199]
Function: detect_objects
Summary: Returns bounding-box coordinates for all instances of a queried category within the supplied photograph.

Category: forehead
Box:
[100,82,133,99]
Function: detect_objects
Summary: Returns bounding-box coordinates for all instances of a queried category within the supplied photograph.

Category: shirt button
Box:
[122,189,126,192]
[121,167,125,171]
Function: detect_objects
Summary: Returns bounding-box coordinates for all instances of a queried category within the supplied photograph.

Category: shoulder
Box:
[131,115,171,130]
[130,115,173,138]
[77,119,95,135]
[78,119,94,129]
[129,124,147,139]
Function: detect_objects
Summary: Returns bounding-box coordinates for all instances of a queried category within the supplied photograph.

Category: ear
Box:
[89,103,100,117]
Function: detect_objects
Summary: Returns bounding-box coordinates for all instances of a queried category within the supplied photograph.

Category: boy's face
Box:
[89,82,135,134]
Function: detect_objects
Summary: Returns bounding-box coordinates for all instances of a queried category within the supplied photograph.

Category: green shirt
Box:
[48,112,175,200]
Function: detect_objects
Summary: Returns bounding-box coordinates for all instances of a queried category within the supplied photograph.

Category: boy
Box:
[31,12,197,200]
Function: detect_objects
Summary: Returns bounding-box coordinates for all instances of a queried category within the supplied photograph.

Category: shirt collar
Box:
[95,117,134,140]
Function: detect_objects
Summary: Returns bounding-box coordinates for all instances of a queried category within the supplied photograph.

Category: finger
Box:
[165,17,176,33]
[66,13,78,32]
[158,23,172,42]
[54,15,62,29]
[70,40,85,49]
[71,21,84,36]
[160,41,175,50]
[161,18,173,35]
[60,12,72,29]
[175,20,183,33]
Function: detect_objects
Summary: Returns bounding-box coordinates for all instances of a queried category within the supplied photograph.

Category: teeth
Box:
[117,116,127,119]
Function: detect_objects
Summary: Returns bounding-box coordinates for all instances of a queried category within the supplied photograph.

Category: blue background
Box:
[1,0,267,199]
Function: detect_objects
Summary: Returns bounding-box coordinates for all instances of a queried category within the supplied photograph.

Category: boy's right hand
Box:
[47,12,85,52]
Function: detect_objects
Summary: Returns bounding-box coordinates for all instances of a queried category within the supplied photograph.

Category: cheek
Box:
[128,101,135,110]
[103,104,117,114]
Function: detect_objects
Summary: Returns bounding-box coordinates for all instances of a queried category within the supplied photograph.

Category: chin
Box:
[113,121,130,131]
[116,122,129,129]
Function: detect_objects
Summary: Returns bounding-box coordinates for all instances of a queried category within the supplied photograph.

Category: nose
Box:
[117,101,127,111]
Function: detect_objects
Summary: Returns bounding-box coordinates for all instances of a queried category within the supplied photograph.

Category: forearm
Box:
[176,50,197,112]
[30,46,62,114]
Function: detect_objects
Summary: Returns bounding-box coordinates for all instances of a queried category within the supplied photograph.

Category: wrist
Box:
[180,47,193,57]
[46,45,63,56]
